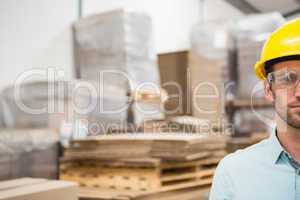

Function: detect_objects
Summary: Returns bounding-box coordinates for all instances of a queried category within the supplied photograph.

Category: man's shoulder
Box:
[218,138,270,171]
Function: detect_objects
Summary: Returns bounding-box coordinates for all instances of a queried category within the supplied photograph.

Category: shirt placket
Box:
[284,152,300,200]
[296,168,300,200]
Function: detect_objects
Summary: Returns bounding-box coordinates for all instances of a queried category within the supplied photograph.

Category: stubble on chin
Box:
[286,109,300,129]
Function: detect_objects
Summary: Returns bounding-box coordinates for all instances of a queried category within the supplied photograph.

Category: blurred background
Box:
[0,0,299,200]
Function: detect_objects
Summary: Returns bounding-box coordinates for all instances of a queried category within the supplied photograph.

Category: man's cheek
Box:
[274,97,288,116]
[276,90,290,105]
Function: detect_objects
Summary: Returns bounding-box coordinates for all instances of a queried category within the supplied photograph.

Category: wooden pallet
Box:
[79,186,210,200]
[60,157,220,193]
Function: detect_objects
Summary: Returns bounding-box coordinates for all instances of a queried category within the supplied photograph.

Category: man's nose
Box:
[294,81,300,98]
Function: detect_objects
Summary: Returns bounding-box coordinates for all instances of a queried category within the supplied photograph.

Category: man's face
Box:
[265,60,300,129]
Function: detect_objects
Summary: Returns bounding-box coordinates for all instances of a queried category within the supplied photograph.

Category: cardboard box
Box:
[188,52,227,122]
[158,51,190,116]
[0,178,78,200]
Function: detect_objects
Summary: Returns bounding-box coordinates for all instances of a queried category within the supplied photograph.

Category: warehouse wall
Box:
[0,0,241,90]
[0,0,77,90]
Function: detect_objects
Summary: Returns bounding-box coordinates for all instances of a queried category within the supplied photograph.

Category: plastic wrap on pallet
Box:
[0,79,166,135]
[1,81,73,129]
[0,129,59,181]
[232,12,285,99]
[73,9,160,92]
[74,82,130,135]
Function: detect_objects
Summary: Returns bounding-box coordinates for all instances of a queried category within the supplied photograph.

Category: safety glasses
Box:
[267,69,300,89]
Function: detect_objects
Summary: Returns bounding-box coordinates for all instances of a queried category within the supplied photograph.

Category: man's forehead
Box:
[273,60,300,71]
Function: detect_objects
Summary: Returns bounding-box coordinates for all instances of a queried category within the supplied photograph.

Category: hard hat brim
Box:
[254,61,266,80]
[255,53,300,80]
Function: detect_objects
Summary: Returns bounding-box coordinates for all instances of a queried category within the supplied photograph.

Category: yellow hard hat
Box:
[254,18,300,80]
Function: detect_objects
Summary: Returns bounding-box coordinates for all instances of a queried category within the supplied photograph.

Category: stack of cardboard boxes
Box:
[73,9,164,128]
[188,22,233,124]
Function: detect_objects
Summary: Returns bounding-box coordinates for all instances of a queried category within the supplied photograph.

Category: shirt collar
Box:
[267,130,285,164]
[267,129,300,168]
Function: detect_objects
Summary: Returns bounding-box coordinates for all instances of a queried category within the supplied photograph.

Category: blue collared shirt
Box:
[209,133,300,200]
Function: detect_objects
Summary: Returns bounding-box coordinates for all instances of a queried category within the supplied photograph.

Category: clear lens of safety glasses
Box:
[267,70,300,89]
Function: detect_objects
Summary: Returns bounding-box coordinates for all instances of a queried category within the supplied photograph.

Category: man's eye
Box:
[287,72,298,82]
[278,72,298,84]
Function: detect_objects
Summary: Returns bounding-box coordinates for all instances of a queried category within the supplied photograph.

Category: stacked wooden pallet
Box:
[79,186,210,200]
[60,134,228,199]
[60,157,216,192]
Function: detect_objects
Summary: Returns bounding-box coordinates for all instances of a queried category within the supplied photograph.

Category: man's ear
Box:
[264,80,274,102]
